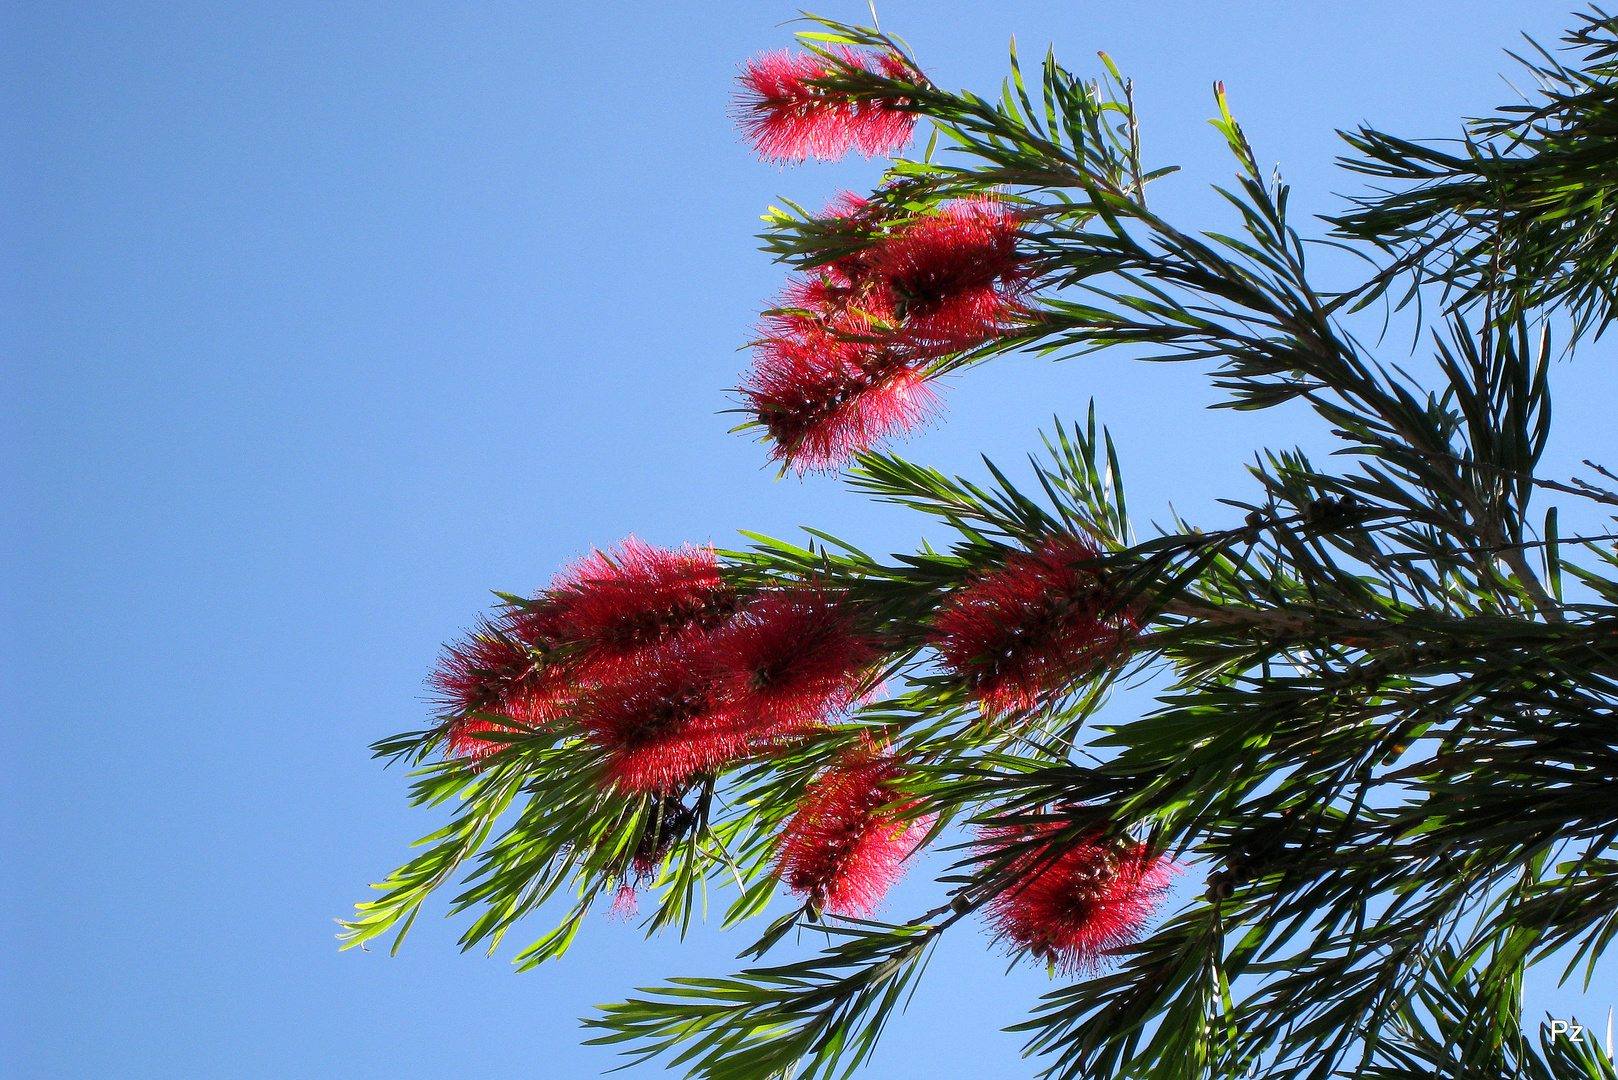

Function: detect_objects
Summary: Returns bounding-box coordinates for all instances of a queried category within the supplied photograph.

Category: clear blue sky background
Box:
[6,2,1614,1077]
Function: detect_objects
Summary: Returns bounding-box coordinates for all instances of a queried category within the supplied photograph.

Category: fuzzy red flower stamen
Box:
[707,588,879,738]
[737,198,1032,469]
[807,190,902,286]
[869,197,1031,351]
[741,315,939,472]
[979,822,1174,971]
[775,744,932,916]
[931,534,1138,715]
[576,661,745,794]
[429,615,571,759]
[734,48,920,163]
[549,538,738,679]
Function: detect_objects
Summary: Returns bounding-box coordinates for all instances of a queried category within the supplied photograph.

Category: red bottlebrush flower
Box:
[609,883,641,920]
[825,190,872,217]
[430,615,571,759]
[733,48,919,163]
[575,659,745,794]
[931,534,1138,716]
[502,595,573,651]
[979,823,1174,971]
[808,190,903,286]
[740,319,940,472]
[707,589,879,738]
[548,538,738,678]
[868,198,1030,351]
[765,273,900,344]
[736,199,1030,470]
[775,745,932,916]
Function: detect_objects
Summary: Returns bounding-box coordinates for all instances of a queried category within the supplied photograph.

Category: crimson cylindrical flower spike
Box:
[576,659,745,795]
[868,198,1031,352]
[774,745,932,916]
[548,538,738,680]
[429,615,571,759]
[741,350,938,472]
[806,190,902,287]
[707,588,879,738]
[931,534,1139,716]
[737,198,1033,470]
[733,48,920,163]
[980,823,1174,971]
[776,265,895,325]
[741,312,939,472]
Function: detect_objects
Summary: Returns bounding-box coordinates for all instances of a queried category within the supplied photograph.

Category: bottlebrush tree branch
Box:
[349,11,1618,1080]
[1331,9,1618,339]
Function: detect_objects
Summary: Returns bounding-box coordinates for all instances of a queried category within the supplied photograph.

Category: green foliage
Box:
[1333,9,1618,336]
[350,11,1618,1079]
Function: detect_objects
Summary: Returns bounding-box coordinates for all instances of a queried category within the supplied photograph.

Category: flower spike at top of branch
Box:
[733,47,921,163]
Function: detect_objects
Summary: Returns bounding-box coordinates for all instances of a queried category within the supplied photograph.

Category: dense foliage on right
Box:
[349,10,1618,1079]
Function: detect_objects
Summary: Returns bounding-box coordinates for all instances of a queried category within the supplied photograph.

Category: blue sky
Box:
[5,2,1613,1077]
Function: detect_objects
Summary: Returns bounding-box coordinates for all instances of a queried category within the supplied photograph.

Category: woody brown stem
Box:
[1159,597,1314,634]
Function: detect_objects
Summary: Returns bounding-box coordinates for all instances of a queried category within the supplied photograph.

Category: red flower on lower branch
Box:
[775,745,932,916]
[733,48,920,163]
[980,823,1174,972]
[931,534,1138,716]
[707,588,879,737]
